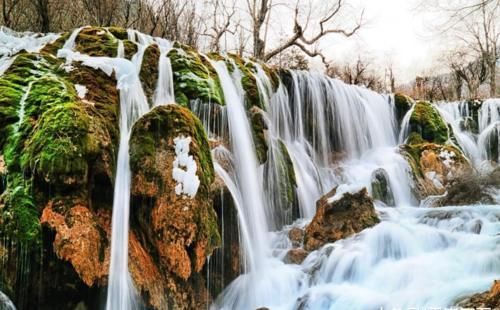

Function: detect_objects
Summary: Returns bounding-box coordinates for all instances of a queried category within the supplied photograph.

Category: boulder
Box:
[304,187,379,251]
[408,101,449,145]
[370,168,395,206]
[459,280,500,309]
[400,143,472,200]
[394,93,413,125]
[129,104,221,309]
[285,248,308,265]
[288,227,305,248]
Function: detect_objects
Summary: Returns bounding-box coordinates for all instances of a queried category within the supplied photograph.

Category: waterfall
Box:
[438,99,500,166]
[210,61,270,270]
[57,28,175,310]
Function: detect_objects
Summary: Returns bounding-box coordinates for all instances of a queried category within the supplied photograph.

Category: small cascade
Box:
[210,60,270,270]
[153,38,174,106]
[438,99,500,166]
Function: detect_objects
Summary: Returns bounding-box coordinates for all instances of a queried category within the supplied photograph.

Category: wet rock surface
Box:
[304,187,379,251]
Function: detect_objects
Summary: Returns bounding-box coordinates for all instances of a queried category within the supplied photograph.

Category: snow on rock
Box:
[75,84,87,99]
[327,183,365,203]
[439,150,456,168]
[172,136,200,198]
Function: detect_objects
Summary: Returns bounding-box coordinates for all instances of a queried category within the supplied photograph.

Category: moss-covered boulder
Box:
[400,143,472,200]
[139,44,160,102]
[304,187,379,251]
[394,93,413,125]
[168,43,224,107]
[408,101,449,145]
[370,168,395,206]
[129,104,220,309]
[249,106,269,163]
[0,48,121,309]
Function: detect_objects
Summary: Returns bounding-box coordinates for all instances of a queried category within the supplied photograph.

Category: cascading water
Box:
[57,28,175,310]
[210,60,270,270]
[206,61,498,309]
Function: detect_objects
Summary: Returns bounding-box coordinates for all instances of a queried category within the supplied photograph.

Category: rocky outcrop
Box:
[401,143,472,200]
[370,168,395,206]
[459,280,500,309]
[394,93,413,125]
[304,188,379,251]
[407,100,450,145]
[0,30,229,308]
[129,104,220,309]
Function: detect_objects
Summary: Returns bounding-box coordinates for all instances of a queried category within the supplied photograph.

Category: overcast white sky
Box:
[214,0,451,83]
[307,0,446,82]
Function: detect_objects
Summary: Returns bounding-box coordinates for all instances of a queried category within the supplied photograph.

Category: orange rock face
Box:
[304,187,379,251]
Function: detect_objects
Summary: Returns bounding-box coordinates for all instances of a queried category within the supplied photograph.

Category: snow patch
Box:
[75,84,87,99]
[327,183,365,203]
[172,136,200,198]
[439,150,455,168]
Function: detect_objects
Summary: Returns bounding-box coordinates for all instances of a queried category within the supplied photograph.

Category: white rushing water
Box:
[2,26,499,310]
[206,63,499,309]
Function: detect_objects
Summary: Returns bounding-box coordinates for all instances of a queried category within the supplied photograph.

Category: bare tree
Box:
[201,0,237,52]
[327,55,383,91]
[425,0,499,97]
[246,0,363,62]
[1,0,22,28]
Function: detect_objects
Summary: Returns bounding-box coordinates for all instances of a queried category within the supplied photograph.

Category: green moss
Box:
[409,101,449,144]
[74,27,118,58]
[107,27,128,40]
[394,93,413,124]
[276,140,297,205]
[0,50,120,247]
[168,45,224,107]
[0,173,39,245]
[123,40,138,60]
[130,105,215,195]
[140,44,160,102]
[249,107,268,163]
[40,32,70,56]
[228,54,263,110]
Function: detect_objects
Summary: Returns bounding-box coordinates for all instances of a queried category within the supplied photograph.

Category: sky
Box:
[307,0,447,83]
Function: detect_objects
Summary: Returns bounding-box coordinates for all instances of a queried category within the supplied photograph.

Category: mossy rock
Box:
[0,50,119,245]
[227,54,263,110]
[394,93,413,125]
[129,104,215,197]
[129,104,220,279]
[107,27,128,40]
[400,143,471,199]
[408,101,449,145]
[140,44,160,102]
[168,44,224,107]
[249,106,268,163]
[74,27,119,58]
[41,32,70,56]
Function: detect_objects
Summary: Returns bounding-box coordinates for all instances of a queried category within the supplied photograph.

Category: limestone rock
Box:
[304,187,379,251]
[370,168,395,206]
